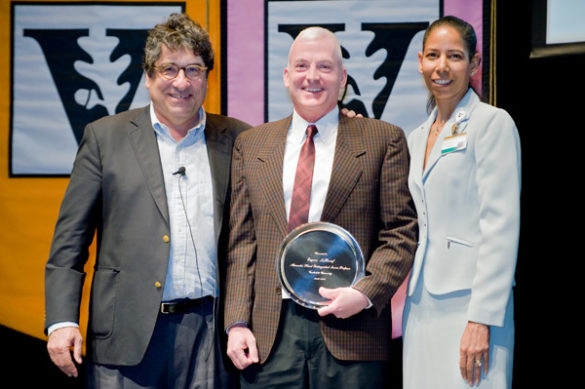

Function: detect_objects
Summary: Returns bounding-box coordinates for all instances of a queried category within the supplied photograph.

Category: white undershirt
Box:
[281,107,339,298]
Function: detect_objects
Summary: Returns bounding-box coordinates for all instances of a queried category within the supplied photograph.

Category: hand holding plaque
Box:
[277,222,365,309]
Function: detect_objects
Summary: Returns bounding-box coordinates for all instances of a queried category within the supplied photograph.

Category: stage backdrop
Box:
[226,0,491,338]
[0,0,492,344]
[0,0,221,341]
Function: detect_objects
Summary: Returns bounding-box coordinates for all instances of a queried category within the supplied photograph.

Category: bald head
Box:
[288,27,344,68]
[283,26,347,123]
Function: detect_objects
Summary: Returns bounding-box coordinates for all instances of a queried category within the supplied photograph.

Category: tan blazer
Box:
[224,114,418,363]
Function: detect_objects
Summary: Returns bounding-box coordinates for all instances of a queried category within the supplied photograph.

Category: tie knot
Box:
[306,124,318,139]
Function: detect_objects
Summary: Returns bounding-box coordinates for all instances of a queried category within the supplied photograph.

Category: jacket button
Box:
[275,287,281,295]
[154,281,162,289]
[162,235,170,243]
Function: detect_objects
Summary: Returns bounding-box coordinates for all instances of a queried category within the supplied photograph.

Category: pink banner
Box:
[444,0,484,95]
[226,0,265,126]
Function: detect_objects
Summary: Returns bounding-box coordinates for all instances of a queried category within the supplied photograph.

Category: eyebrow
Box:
[424,47,465,54]
[158,61,206,67]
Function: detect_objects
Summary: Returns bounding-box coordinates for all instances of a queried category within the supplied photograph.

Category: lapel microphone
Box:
[173,166,186,176]
[174,164,203,294]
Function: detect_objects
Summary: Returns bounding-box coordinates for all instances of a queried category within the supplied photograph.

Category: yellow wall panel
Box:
[0,0,222,343]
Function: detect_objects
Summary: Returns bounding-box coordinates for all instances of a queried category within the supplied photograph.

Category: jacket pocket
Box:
[446,236,473,249]
[89,266,120,338]
[441,236,477,291]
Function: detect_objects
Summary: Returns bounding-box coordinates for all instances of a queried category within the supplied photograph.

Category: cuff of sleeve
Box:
[47,322,79,336]
[226,321,248,335]
[351,286,373,309]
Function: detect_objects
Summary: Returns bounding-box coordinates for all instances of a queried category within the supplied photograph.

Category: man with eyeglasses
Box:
[44,13,249,388]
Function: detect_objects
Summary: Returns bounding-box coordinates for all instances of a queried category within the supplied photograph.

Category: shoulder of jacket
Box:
[206,112,252,131]
[241,117,290,137]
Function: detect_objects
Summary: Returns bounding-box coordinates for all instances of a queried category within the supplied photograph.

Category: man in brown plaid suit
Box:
[224,26,418,388]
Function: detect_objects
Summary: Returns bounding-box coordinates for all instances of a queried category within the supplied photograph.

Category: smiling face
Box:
[283,29,347,123]
[145,45,207,135]
[418,25,479,109]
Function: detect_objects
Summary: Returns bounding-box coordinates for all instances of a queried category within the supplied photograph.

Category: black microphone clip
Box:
[173,166,186,176]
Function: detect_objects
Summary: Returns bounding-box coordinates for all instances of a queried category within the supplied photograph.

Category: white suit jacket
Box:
[406,89,521,327]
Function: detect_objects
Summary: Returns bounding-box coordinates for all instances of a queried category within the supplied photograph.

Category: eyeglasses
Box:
[154,63,208,80]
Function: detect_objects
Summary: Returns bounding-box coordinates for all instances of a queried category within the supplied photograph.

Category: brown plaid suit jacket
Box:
[224,113,418,363]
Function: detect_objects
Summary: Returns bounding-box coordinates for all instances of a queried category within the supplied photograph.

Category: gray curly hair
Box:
[143,13,214,77]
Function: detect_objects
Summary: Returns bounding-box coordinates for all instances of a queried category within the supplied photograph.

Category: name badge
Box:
[441,133,468,154]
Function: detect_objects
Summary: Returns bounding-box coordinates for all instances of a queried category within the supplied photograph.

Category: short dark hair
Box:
[143,13,214,77]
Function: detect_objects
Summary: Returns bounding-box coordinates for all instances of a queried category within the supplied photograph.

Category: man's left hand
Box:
[317,287,369,319]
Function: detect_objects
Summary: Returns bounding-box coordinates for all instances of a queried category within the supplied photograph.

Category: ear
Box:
[470,52,481,76]
[417,51,423,73]
[145,72,152,89]
[283,66,290,88]
[339,67,348,90]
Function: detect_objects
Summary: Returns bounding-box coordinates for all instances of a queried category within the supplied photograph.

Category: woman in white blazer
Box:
[402,16,521,388]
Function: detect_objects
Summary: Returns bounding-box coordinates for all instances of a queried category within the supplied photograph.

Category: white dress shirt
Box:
[281,108,338,298]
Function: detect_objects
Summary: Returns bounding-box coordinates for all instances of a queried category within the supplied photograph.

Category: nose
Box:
[437,55,449,72]
[306,64,320,81]
[172,68,191,88]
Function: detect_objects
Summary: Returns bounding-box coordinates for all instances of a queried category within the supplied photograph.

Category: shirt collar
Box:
[290,107,338,145]
[149,104,207,145]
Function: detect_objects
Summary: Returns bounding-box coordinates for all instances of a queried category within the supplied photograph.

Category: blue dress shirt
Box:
[150,105,218,301]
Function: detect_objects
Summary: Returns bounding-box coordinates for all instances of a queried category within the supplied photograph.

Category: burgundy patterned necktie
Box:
[288,124,318,231]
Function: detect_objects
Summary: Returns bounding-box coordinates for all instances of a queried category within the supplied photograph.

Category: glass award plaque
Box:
[277,222,365,309]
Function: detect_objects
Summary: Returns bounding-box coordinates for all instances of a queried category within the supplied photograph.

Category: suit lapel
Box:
[127,106,169,224]
[408,123,427,194]
[205,115,234,242]
[255,114,365,232]
[422,89,479,182]
[421,119,441,182]
[257,117,291,237]
[321,115,364,222]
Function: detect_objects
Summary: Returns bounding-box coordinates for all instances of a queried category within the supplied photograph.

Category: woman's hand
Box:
[459,321,490,386]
